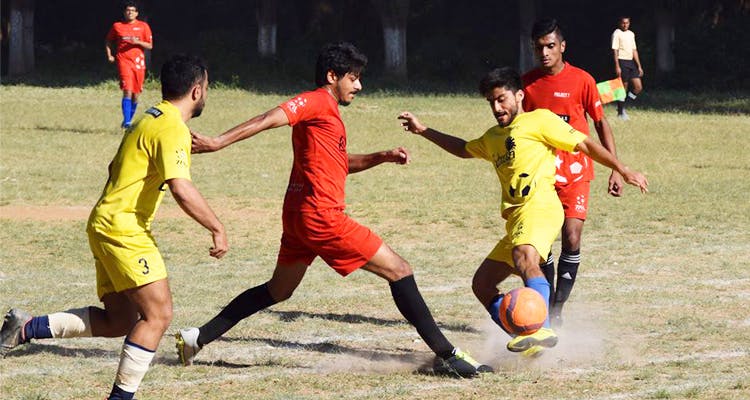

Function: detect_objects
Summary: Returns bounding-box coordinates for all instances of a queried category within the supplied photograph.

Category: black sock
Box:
[390,275,454,359]
[539,253,555,306]
[555,250,580,305]
[617,101,624,114]
[198,283,277,347]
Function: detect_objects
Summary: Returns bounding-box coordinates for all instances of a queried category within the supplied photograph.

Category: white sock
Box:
[114,340,155,393]
[628,91,638,100]
[48,307,92,338]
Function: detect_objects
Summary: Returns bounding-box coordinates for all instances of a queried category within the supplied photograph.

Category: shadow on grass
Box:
[265,309,479,333]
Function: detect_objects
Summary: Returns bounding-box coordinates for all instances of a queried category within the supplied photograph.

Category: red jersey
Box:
[522,63,603,185]
[106,20,152,64]
[279,88,348,212]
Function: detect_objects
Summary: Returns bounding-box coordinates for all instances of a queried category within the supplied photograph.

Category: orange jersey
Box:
[279,88,348,212]
[106,20,152,63]
[522,63,603,185]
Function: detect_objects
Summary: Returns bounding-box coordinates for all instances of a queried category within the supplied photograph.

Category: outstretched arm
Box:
[398,111,473,158]
[575,137,648,193]
[192,107,289,153]
[593,117,625,196]
[348,147,410,174]
[167,178,228,259]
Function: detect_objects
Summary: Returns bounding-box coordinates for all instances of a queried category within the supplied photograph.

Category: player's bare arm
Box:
[613,49,621,77]
[129,37,153,51]
[192,107,289,153]
[348,147,410,174]
[593,118,625,196]
[105,42,115,63]
[633,49,644,77]
[167,178,228,259]
[575,138,648,193]
[398,111,473,158]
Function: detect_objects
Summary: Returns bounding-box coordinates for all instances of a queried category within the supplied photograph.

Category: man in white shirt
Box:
[611,16,643,120]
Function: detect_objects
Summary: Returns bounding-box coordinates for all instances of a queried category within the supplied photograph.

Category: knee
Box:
[148,306,173,333]
[389,259,413,281]
[267,282,295,302]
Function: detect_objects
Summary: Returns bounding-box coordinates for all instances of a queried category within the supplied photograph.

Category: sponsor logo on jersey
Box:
[286,97,307,114]
[146,107,163,118]
[556,114,571,123]
[494,136,516,168]
[553,91,571,98]
[175,149,188,167]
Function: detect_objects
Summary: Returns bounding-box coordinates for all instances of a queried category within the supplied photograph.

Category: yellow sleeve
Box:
[153,128,192,181]
[465,130,493,161]
[537,110,587,152]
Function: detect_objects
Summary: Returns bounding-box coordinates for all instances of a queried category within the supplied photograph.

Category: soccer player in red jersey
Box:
[176,42,490,378]
[106,1,153,128]
[521,18,625,326]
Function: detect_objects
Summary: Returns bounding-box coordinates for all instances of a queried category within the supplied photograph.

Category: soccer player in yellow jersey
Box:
[399,67,648,356]
[0,54,228,400]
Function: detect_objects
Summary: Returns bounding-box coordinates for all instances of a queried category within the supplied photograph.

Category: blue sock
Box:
[121,98,133,126]
[487,294,511,335]
[108,384,135,400]
[526,276,551,328]
[129,102,138,121]
[24,315,53,341]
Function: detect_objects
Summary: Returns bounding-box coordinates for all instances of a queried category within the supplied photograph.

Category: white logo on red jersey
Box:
[553,91,571,98]
[286,97,307,114]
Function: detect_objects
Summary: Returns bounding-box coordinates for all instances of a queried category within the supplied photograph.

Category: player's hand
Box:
[398,112,428,135]
[638,67,644,77]
[209,229,228,259]
[107,55,115,63]
[608,170,624,197]
[615,66,622,77]
[191,131,220,154]
[622,169,649,194]
[389,146,411,165]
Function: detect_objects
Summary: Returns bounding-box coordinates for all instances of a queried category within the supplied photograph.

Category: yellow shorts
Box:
[87,229,167,299]
[486,200,563,268]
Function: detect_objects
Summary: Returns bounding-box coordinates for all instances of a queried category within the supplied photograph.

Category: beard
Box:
[496,104,518,127]
[192,99,205,118]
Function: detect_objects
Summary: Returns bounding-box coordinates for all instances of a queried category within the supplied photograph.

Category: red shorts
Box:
[555,180,590,220]
[277,208,383,276]
[117,58,146,93]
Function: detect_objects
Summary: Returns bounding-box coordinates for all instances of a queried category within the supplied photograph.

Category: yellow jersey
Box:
[88,100,191,235]
[466,109,587,218]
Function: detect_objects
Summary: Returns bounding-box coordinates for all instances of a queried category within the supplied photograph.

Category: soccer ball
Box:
[498,287,547,336]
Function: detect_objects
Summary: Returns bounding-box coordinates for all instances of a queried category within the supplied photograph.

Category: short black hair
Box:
[531,18,564,42]
[478,67,522,96]
[160,54,207,100]
[123,1,138,10]
[314,42,368,87]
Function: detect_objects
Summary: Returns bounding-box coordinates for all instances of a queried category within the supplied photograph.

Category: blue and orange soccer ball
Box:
[498,287,547,336]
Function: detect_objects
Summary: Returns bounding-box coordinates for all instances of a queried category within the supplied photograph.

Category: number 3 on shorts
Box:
[138,257,150,275]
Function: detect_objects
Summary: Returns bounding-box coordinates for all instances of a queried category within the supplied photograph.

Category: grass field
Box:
[1,84,749,400]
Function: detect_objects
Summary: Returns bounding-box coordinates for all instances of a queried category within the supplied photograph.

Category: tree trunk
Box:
[9,0,34,75]
[256,0,277,58]
[655,6,675,72]
[373,0,409,80]
[518,0,535,73]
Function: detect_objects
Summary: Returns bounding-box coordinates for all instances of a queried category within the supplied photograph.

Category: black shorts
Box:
[618,59,640,81]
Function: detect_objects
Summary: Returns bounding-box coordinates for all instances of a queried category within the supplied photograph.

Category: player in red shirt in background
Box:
[106,1,153,128]
[176,42,490,378]
[522,18,624,326]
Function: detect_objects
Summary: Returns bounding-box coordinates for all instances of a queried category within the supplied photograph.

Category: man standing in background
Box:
[106,1,153,128]
[611,16,643,120]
